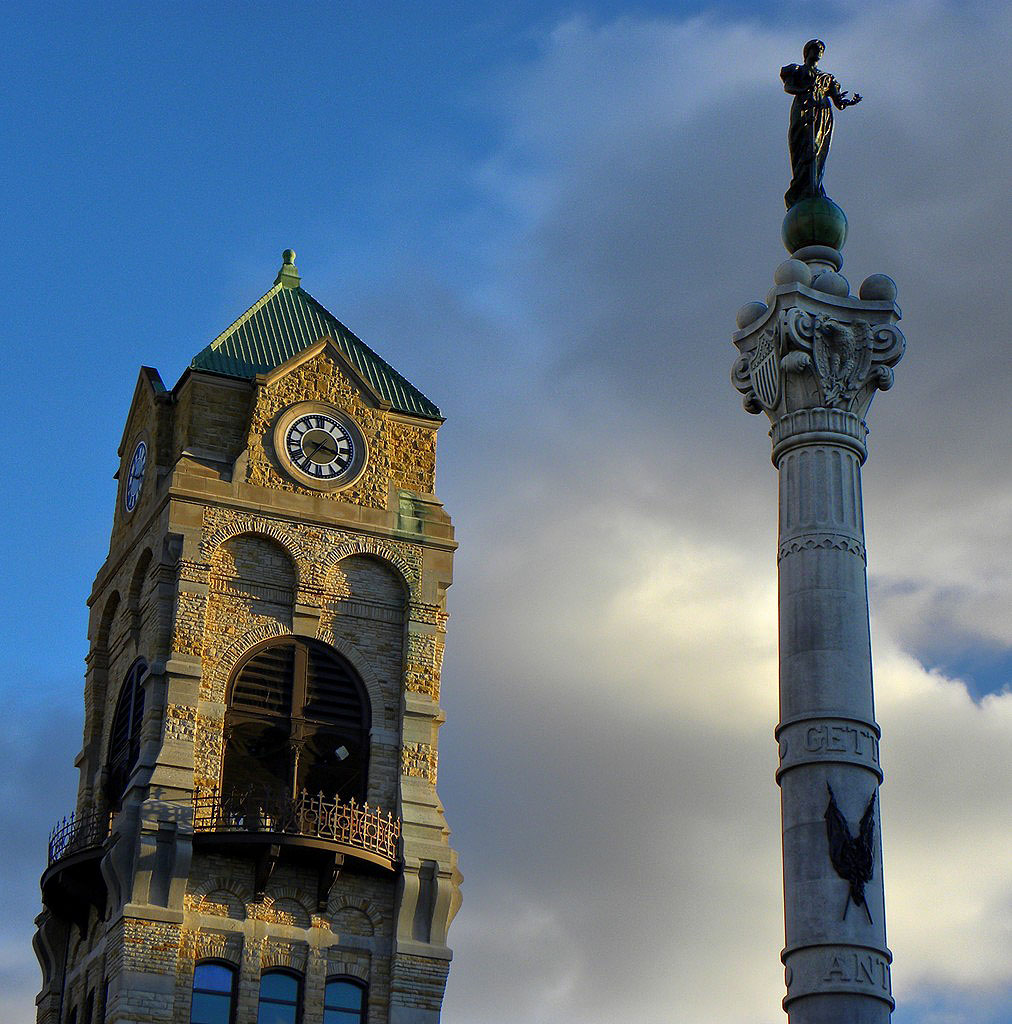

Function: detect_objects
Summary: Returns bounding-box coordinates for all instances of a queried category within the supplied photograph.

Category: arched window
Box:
[106,658,147,807]
[257,970,301,1024]
[324,978,367,1023]
[189,961,237,1024]
[222,638,370,803]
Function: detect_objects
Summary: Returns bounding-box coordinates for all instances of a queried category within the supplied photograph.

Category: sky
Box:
[2,1,1010,1022]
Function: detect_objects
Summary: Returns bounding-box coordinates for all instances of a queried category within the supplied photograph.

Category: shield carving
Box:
[748,324,781,411]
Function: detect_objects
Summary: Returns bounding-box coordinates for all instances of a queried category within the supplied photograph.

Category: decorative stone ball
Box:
[812,271,850,297]
[774,259,813,287]
[859,274,898,302]
[736,301,768,329]
[782,196,848,253]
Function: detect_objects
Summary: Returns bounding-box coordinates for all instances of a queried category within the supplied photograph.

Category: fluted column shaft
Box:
[773,409,891,1023]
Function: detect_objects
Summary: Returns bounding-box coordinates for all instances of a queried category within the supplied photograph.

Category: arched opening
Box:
[257,970,302,1024]
[105,658,147,808]
[324,977,367,1023]
[222,638,370,805]
[127,549,153,636]
[189,961,237,1024]
[95,592,121,670]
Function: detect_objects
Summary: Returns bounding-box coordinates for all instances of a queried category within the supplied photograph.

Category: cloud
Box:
[433,4,1011,1022]
[465,1,1012,688]
[5,5,1008,1024]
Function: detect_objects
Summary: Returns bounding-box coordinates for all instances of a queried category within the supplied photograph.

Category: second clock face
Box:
[124,440,147,513]
[283,413,356,481]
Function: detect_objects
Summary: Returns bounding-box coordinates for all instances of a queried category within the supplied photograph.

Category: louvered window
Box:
[223,639,369,803]
[231,643,295,716]
[106,658,147,807]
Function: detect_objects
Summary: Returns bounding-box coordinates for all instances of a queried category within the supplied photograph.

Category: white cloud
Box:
[437,4,1011,1022]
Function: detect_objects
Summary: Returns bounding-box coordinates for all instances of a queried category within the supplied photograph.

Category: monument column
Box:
[731,42,905,1023]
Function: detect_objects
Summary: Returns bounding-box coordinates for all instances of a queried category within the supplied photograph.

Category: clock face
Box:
[283,413,356,482]
[124,440,147,513]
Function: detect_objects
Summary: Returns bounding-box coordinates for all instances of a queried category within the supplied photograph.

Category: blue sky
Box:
[2,3,1010,1023]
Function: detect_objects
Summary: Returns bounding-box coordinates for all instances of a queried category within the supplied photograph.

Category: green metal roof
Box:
[190,252,441,420]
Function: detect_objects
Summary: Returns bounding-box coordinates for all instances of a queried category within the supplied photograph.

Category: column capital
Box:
[731,260,905,443]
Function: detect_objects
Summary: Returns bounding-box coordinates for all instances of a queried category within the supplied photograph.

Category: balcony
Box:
[41,809,113,927]
[192,787,401,905]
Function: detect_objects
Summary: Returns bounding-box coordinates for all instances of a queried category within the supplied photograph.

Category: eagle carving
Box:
[825,784,876,923]
[812,317,872,408]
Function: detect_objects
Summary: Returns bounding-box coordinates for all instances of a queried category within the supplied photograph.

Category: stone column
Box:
[732,225,905,1023]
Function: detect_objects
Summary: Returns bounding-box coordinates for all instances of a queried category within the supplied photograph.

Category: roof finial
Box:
[274,248,301,289]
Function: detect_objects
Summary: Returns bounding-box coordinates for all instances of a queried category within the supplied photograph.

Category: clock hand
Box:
[304,437,339,462]
[304,439,329,460]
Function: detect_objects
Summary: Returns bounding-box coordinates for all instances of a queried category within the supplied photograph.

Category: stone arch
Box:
[192,930,243,966]
[95,591,121,669]
[260,939,308,973]
[331,906,375,937]
[127,549,153,636]
[328,895,384,933]
[331,553,410,609]
[188,875,253,906]
[128,549,153,608]
[321,539,417,595]
[192,889,246,921]
[262,896,312,930]
[325,955,369,982]
[203,516,303,581]
[205,622,292,704]
[210,533,298,601]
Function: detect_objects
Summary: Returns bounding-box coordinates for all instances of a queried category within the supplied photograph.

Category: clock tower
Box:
[35,251,461,1024]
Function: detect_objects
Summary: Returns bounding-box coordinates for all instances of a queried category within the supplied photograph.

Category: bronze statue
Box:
[781,40,862,209]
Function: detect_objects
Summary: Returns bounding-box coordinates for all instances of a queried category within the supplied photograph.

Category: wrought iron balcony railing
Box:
[192,787,401,866]
[47,809,113,867]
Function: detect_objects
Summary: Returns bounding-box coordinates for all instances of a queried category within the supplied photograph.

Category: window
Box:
[324,978,367,1023]
[257,970,301,1024]
[189,962,236,1024]
[223,639,369,804]
[106,658,147,806]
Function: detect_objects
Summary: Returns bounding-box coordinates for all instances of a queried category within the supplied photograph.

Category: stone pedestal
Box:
[732,247,904,1022]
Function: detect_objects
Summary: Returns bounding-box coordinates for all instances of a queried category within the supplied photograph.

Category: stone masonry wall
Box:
[173,852,395,1024]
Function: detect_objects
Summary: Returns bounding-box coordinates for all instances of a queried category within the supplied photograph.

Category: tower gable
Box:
[239,338,438,508]
[110,367,169,546]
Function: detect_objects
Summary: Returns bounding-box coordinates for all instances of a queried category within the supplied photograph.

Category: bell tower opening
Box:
[222,637,371,804]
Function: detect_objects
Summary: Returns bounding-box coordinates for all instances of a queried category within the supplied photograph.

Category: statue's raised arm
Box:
[782,39,862,210]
